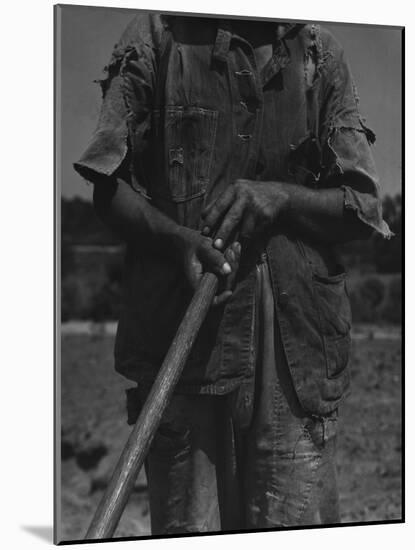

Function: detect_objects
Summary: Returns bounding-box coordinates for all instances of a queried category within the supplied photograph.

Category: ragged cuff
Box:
[73,70,130,183]
[342,185,393,239]
[73,42,154,191]
[322,120,393,239]
[73,128,128,183]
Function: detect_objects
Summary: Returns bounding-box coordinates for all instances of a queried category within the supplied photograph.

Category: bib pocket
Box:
[152,106,218,202]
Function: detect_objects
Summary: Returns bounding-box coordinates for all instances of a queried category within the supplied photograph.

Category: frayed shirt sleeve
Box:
[73,15,162,197]
[318,31,392,239]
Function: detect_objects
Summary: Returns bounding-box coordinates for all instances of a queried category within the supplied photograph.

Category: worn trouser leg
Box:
[243,260,340,527]
[144,394,222,533]
[126,261,340,534]
[127,390,244,534]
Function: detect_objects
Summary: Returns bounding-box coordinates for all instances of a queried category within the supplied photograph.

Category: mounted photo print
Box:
[54,4,403,544]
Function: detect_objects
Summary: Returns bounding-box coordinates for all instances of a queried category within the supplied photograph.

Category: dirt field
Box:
[59,327,402,542]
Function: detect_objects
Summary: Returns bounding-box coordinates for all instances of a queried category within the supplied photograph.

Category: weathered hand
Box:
[213,241,241,306]
[201,179,291,249]
[175,227,241,306]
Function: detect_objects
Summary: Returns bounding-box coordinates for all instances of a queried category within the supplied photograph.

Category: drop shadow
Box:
[21,525,54,543]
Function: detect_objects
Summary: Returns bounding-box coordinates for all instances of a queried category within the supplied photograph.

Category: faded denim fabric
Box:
[126,260,340,532]
[75,14,391,415]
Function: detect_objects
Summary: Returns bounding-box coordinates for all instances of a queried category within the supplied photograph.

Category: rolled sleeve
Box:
[73,14,162,196]
[318,29,392,239]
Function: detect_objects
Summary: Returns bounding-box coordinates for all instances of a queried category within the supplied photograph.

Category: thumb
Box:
[184,255,203,291]
[200,244,232,277]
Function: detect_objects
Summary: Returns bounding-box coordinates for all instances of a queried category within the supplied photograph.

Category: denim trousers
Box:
[127,260,340,534]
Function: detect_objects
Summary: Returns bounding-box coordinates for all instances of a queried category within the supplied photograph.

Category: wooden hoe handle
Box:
[85,272,219,540]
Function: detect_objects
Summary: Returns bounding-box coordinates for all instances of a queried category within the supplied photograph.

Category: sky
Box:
[56,5,402,201]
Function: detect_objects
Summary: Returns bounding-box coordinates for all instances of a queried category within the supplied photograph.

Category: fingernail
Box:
[214,238,223,249]
[202,226,210,235]
[235,242,241,253]
[222,262,232,274]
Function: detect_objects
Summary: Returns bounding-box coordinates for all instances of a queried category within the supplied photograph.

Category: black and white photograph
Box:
[54,4,403,544]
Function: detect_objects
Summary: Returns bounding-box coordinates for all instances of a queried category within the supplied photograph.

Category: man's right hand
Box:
[173,227,241,306]
[92,178,240,305]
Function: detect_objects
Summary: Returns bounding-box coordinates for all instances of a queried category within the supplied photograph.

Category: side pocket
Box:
[150,394,192,457]
[305,409,338,449]
[324,332,351,379]
[126,386,143,426]
[125,386,191,456]
[312,271,352,379]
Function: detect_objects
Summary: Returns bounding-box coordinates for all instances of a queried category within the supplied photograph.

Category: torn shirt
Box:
[74,15,391,415]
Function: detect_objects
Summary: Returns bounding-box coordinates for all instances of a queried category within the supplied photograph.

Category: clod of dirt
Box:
[76,443,108,471]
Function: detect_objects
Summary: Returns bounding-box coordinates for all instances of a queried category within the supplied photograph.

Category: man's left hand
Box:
[201,179,290,249]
